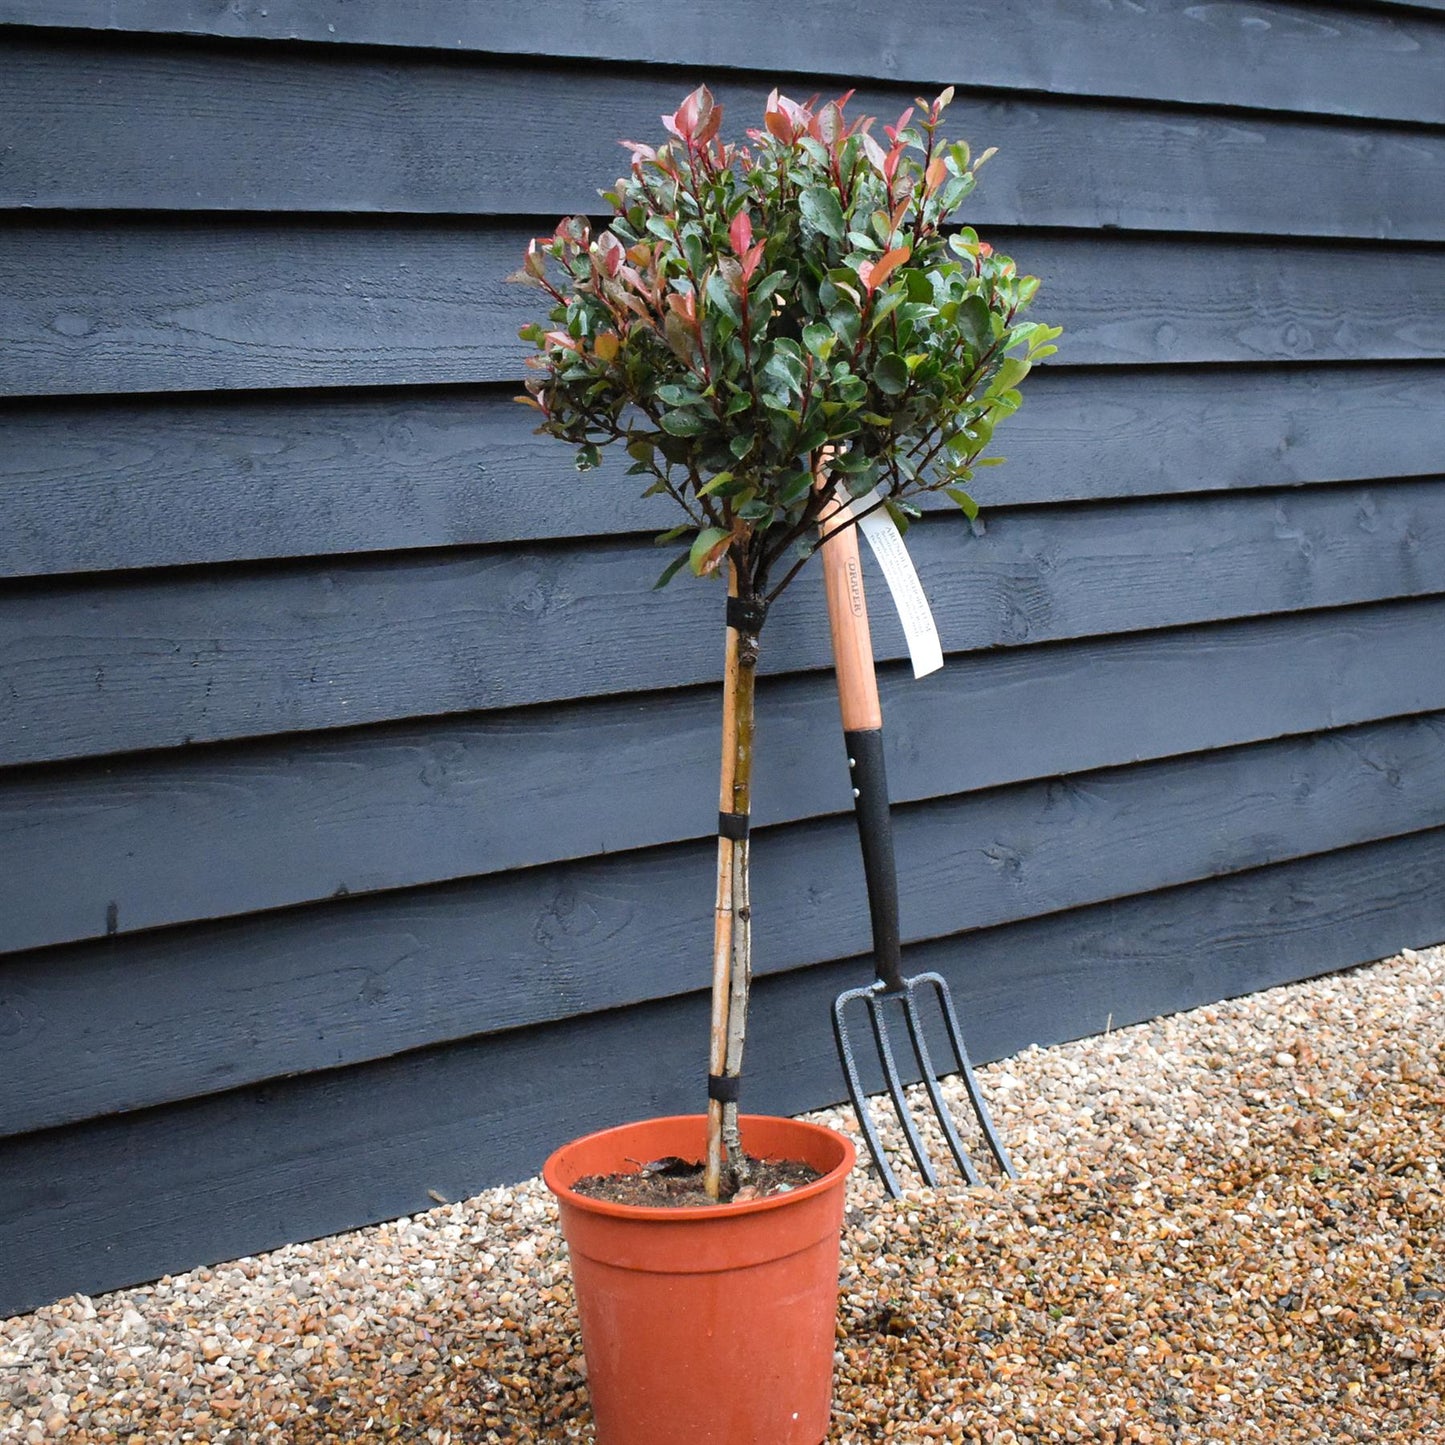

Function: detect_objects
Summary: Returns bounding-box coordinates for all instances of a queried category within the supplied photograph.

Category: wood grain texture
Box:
[5,365,1444,578]
[4,478,1443,767]
[4,822,1443,1317]
[6,593,1445,954]
[5,222,1445,398]
[5,709,1445,1135]
[6,35,1445,241]
[3,0,1444,125]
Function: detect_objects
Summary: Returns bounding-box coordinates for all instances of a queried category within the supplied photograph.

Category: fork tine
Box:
[913,971,1018,1179]
[868,990,940,1188]
[832,987,903,1198]
[898,983,984,1188]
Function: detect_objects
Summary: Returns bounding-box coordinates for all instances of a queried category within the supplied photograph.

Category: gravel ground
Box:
[4,944,1442,1444]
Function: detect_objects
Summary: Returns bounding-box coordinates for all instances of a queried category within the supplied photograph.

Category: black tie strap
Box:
[718,811,750,842]
[726,595,769,634]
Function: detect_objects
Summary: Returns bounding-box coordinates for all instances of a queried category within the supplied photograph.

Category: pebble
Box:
[2,944,1441,1442]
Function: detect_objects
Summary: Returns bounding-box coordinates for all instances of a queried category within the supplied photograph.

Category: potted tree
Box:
[513,83,1057,1445]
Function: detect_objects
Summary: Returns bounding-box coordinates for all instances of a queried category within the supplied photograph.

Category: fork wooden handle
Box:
[817,491,883,733]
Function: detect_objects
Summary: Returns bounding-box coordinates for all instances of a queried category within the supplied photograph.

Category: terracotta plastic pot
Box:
[543,1113,856,1445]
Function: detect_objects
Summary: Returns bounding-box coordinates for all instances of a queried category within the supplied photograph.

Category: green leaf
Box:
[654,551,691,590]
[575,444,601,471]
[689,526,731,576]
[725,390,752,417]
[660,408,707,437]
[777,468,814,506]
[729,433,756,459]
[992,357,1031,394]
[681,229,707,275]
[958,294,992,352]
[945,487,979,520]
[875,354,909,395]
[626,437,657,463]
[799,185,846,241]
[697,470,734,497]
[868,289,906,329]
[656,383,702,408]
[705,270,742,323]
[802,321,836,360]
[751,270,789,306]
[763,340,805,397]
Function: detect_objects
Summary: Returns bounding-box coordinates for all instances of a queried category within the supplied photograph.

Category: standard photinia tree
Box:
[514,84,1058,1198]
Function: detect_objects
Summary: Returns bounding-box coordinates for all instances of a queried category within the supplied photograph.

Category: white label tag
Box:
[838,486,944,678]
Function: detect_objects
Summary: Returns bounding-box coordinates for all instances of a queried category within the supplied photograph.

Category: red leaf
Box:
[619,139,656,167]
[741,240,766,283]
[864,244,912,293]
[729,208,753,256]
[816,100,844,149]
[925,156,948,191]
[883,107,914,143]
[695,100,723,148]
[670,85,713,145]
[595,232,625,278]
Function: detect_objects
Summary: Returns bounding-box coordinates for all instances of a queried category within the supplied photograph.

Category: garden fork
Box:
[818,490,1018,1197]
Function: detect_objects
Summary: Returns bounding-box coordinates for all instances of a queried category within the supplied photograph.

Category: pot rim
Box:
[542,1113,856,1223]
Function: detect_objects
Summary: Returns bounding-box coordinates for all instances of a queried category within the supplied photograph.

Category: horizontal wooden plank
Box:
[5,364,1444,578]
[2,0,1443,126]
[6,595,1445,954]
[6,36,1445,242]
[5,709,1444,1135]
[3,478,1444,767]
[4,222,1444,398]
[3,823,1442,1317]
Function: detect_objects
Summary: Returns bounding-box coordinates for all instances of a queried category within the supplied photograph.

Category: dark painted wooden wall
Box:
[2,1,1444,1316]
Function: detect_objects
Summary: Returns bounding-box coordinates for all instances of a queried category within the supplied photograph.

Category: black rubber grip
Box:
[708,1073,741,1103]
[844,727,906,992]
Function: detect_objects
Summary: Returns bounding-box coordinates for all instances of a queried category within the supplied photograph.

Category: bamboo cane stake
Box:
[704,562,742,1199]
[720,618,758,1184]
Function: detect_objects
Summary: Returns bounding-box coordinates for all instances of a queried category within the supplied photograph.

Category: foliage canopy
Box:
[514,84,1059,608]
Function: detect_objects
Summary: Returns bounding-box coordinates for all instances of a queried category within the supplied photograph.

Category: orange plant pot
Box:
[543,1113,856,1445]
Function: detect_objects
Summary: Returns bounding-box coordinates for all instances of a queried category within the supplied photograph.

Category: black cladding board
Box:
[2,825,1442,1318]
[5,709,1445,1136]
[4,480,1444,766]
[5,36,1444,241]
[3,0,1444,124]
[4,223,1445,397]
[4,595,1445,955]
[4,365,1445,578]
